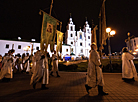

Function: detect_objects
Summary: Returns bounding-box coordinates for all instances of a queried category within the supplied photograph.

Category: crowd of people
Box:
[0,44,137,96]
[0,49,60,89]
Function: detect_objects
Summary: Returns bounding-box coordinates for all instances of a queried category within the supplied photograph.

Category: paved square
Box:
[0,72,138,102]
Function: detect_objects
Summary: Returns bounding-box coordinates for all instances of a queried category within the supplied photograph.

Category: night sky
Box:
[0,0,138,54]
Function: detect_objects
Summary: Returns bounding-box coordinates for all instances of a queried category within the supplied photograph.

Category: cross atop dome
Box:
[69,13,73,24]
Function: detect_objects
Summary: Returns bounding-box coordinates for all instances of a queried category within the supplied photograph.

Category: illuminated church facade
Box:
[65,17,92,57]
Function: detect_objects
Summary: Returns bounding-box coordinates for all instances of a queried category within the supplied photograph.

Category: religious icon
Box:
[46,23,53,33]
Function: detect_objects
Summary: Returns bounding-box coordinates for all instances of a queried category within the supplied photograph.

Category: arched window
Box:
[71,26,73,31]
[134,39,136,47]
[70,34,73,37]
[79,33,82,39]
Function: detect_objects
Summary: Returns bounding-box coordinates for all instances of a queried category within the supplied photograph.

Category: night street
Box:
[0,72,138,102]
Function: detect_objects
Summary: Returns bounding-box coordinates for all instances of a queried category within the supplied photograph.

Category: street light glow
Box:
[133,52,137,55]
[106,28,111,33]
[135,49,138,52]
[110,30,116,36]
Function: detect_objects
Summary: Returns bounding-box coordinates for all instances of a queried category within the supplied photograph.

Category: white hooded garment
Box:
[86,50,104,87]
[122,52,137,79]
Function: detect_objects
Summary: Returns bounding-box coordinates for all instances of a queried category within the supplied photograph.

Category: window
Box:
[71,26,73,31]
[134,40,136,46]
[71,42,73,44]
[88,36,90,39]
[36,47,39,50]
[79,33,82,39]
[6,44,9,48]
[87,29,90,33]
[81,49,83,53]
[70,34,73,37]
[18,45,21,49]
[88,43,90,46]
[80,42,82,46]
[66,49,68,52]
[71,48,73,52]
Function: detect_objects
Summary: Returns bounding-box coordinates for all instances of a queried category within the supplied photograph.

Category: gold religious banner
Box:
[40,12,57,52]
[56,30,63,52]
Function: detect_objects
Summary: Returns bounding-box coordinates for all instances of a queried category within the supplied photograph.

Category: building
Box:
[125,36,138,55]
[65,17,91,58]
[0,17,92,59]
[0,39,71,58]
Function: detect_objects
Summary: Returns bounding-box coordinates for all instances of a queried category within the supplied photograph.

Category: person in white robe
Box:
[30,50,49,89]
[24,53,30,73]
[85,43,108,95]
[50,50,60,77]
[0,50,14,81]
[122,47,137,81]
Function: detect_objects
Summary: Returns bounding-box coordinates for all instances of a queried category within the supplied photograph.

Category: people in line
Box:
[30,50,49,89]
[85,43,108,95]
[122,47,137,82]
[0,49,15,82]
[50,50,60,77]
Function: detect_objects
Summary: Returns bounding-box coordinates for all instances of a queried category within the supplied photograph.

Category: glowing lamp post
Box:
[106,27,116,72]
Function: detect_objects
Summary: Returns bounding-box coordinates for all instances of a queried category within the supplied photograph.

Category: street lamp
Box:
[31,39,36,55]
[106,27,116,72]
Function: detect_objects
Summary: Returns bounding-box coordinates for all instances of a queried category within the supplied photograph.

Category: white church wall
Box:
[0,40,71,58]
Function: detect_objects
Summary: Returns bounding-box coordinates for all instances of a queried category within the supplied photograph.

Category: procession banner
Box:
[56,30,63,52]
[40,12,57,52]
[99,0,107,49]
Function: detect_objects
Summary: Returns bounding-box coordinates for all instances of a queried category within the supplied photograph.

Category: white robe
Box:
[122,52,137,79]
[0,55,13,79]
[30,51,49,85]
[51,54,58,72]
[86,50,104,87]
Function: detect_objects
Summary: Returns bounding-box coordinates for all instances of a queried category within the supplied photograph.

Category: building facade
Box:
[126,37,138,55]
[65,17,91,58]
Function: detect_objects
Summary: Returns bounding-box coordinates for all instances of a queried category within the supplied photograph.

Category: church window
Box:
[5,44,9,48]
[79,33,82,39]
[71,42,73,44]
[80,42,82,46]
[18,45,21,49]
[71,34,73,37]
[81,49,83,53]
[71,48,73,52]
[134,40,136,46]
[66,49,68,52]
[88,43,90,46]
[87,29,89,33]
[71,26,73,31]
[88,36,90,39]
[36,47,39,50]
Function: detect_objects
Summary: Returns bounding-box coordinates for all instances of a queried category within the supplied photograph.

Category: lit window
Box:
[80,43,82,46]
[36,47,39,50]
[6,44,9,48]
[88,36,90,39]
[18,45,21,49]
[71,48,73,52]
[71,42,73,44]
[66,49,68,52]
[80,33,82,39]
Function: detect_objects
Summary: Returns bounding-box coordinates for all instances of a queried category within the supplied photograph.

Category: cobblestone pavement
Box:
[0,72,138,102]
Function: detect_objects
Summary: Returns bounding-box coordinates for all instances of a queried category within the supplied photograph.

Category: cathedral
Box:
[65,17,92,58]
